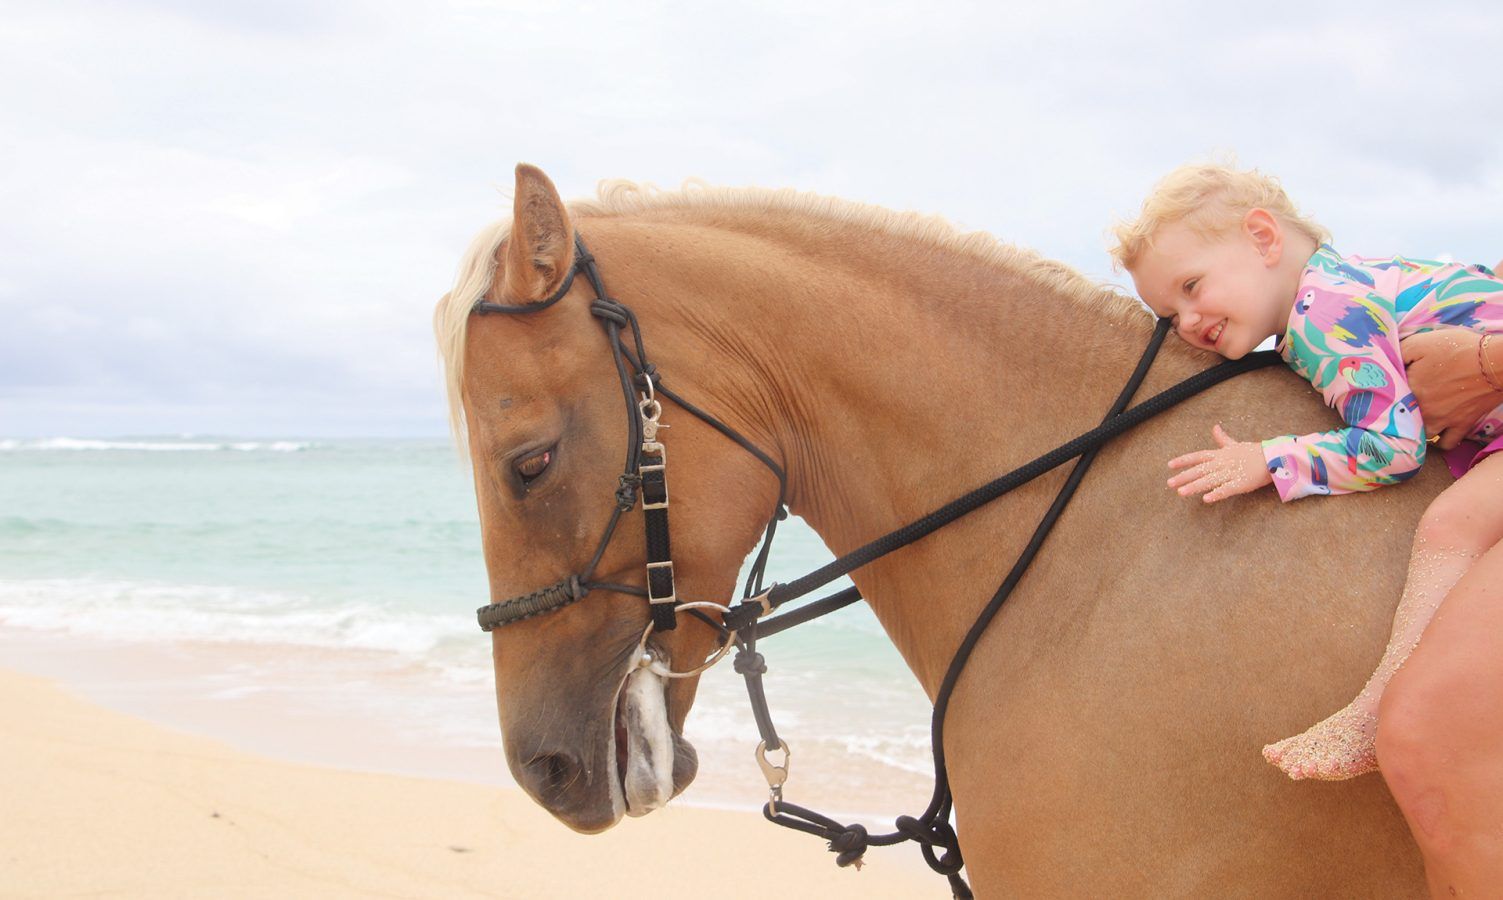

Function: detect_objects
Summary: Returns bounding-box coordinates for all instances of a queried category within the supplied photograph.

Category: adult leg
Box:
[1264,461,1498,780]
[1377,454,1503,896]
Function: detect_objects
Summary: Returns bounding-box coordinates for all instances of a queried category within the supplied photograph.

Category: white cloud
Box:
[2,0,1501,435]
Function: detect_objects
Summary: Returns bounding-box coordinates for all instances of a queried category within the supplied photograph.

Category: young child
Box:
[1110,162,1503,780]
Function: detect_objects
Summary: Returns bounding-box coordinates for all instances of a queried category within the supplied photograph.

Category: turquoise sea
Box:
[0,437,932,815]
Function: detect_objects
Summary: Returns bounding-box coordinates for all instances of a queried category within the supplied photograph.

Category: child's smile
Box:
[1204,319,1226,347]
[1127,214,1301,360]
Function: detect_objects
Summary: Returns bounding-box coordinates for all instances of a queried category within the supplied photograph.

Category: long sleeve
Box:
[1262,274,1426,502]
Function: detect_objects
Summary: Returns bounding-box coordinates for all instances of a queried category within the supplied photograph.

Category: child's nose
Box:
[1176,311,1200,339]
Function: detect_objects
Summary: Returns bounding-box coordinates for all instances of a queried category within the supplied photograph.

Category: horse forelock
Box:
[436,217,513,458]
[436,179,1159,457]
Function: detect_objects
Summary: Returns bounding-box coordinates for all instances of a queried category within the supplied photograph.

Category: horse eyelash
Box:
[516,449,553,486]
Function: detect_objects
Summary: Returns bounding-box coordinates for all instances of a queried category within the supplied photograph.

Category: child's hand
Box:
[1166,424,1273,503]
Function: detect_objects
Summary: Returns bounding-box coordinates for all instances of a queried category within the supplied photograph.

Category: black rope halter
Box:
[469,231,1282,897]
[471,236,725,634]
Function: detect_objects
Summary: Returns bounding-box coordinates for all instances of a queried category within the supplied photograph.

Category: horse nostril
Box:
[541,754,570,790]
[521,751,584,801]
[512,744,622,833]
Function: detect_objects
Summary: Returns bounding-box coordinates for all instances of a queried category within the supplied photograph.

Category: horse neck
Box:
[593,213,1194,693]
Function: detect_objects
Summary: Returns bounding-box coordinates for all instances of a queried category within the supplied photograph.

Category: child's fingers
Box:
[1204,477,1257,503]
[1211,423,1242,448]
[1167,465,1212,489]
[1175,470,1224,498]
[1167,449,1216,470]
[1202,482,1237,503]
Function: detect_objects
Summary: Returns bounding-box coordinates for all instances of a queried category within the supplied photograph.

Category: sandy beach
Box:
[0,442,938,897]
[0,666,935,898]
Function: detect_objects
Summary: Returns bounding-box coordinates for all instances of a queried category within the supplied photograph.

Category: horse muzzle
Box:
[509,662,698,832]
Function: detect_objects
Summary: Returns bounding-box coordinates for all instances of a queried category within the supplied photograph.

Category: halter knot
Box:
[615,473,643,511]
[732,648,767,676]
[827,824,868,868]
[590,298,630,326]
[896,815,965,874]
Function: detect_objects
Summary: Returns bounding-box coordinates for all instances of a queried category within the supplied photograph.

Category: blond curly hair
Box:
[1110,162,1329,271]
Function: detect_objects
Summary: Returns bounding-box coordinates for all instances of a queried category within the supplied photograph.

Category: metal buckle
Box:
[645,560,675,605]
[640,442,668,510]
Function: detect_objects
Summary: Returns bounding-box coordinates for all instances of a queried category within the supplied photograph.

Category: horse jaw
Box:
[617,664,677,816]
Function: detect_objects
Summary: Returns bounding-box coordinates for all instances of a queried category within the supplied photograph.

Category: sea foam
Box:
[0,438,311,452]
[0,578,479,663]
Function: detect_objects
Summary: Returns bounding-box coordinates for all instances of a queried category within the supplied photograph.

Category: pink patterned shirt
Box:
[1261,245,1503,501]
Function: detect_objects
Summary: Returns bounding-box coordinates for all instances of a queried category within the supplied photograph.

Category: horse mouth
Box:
[515,654,699,832]
[613,661,687,817]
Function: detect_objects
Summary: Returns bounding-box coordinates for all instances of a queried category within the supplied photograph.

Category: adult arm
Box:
[1402,328,1503,450]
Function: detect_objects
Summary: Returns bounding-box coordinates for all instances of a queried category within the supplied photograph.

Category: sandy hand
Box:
[1167,424,1273,503]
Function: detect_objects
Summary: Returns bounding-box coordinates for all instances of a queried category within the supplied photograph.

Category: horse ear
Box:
[501,163,574,303]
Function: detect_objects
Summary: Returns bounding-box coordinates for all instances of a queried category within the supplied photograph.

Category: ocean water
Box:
[0,437,933,815]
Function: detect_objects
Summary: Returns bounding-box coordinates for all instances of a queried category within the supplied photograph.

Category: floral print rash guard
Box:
[1262,245,1503,502]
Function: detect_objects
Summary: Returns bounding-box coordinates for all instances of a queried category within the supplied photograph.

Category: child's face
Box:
[1128,220,1293,360]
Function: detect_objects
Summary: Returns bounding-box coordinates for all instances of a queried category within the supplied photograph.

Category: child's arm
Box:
[1169,287,1423,504]
[1259,292,1423,501]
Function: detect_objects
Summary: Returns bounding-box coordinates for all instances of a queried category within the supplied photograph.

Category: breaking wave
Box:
[0,438,312,452]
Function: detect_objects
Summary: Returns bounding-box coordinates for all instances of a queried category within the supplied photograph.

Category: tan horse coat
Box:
[440,166,1429,896]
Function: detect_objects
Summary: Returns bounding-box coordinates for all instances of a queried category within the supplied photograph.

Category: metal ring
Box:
[635,600,737,679]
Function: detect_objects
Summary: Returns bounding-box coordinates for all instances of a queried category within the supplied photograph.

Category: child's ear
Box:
[1244,208,1282,266]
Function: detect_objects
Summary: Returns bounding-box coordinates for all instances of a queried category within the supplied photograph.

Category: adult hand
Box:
[1401,328,1500,450]
[1167,424,1273,503]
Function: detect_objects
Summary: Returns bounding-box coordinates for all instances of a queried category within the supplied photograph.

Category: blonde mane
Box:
[435,180,1144,447]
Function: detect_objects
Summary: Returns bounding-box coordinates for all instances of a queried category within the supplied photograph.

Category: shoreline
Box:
[0,621,934,821]
[0,662,935,897]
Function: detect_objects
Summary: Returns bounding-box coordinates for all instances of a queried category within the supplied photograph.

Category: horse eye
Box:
[515,449,553,486]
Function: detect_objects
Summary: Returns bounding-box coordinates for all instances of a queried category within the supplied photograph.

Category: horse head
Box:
[437,164,780,832]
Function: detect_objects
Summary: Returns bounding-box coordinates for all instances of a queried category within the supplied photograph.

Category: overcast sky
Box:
[3,0,1500,437]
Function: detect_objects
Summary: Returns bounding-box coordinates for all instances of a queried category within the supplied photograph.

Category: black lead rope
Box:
[723,335,1283,633]
[470,233,1285,897]
[724,323,1282,897]
[728,326,1176,897]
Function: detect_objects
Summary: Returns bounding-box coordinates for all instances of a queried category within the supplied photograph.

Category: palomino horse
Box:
[436,165,1430,896]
